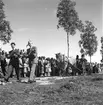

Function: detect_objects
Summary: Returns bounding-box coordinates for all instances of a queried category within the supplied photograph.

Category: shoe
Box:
[4,78,9,82]
[28,80,36,83]
[16,79,21,82]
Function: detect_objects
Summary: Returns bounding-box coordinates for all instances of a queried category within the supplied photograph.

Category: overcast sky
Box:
[1,0,102,62]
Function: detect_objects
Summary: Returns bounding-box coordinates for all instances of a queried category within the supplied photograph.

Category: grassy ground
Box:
[0,74,103,105]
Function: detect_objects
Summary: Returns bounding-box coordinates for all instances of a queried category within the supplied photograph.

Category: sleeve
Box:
[31,49,37,58]
[6,51,12,59]
[26,49,30,58]
[33,51,37,58]
[16,49,20,57]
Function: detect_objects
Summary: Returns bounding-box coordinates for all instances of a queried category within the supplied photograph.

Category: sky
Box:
[1,0,102,63]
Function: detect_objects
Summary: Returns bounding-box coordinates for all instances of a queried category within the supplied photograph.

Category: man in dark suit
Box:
[0,51,7,76]
[4,42,20,82]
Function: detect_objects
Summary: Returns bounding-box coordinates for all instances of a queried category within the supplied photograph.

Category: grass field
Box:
[0,74,103,105]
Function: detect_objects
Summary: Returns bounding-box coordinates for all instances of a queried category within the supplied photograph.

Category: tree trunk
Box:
[67,32,70,76]
[90,55,92,65]
[67,32,69,58]
[102,55,103,63]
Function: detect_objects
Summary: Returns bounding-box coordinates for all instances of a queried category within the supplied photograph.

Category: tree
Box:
[56,0,83,58]
[79,21,98,64]
[100,36,103,63]
[80,48,85,55]
[0,0,13,44]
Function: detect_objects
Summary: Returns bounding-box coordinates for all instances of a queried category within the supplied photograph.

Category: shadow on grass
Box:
[91,77,103,82]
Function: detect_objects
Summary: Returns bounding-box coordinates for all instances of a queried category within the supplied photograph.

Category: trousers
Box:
[29,63,37,81]
[5,64,20,81]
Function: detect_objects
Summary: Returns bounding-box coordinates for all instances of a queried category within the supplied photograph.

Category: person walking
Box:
[0,51,7,76]
[27,45,38,83]
[4,42,20,82]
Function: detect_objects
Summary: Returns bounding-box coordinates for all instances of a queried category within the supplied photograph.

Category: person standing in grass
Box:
[4,42,20,82]
[0,50,7,76]
[80,54,87,75]
[27,45,38,83]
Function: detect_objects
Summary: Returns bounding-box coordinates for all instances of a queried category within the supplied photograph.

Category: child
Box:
[45,61,51,77]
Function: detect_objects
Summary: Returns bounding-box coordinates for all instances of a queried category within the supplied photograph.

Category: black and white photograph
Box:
[0,0,102,104]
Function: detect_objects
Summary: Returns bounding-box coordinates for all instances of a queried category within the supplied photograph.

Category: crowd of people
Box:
[0,41,38,83]
[0,41,103,83]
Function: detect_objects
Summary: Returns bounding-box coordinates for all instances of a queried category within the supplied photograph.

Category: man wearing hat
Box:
[26,41,38,83]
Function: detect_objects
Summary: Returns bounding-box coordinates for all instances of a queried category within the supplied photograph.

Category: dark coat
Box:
[8,49,20,65]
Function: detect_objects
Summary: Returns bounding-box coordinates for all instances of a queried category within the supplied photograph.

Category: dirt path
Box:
[20,76,71,85]
[0,76,78,86]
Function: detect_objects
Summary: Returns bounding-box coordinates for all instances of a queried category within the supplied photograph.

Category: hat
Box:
[26,40,33,47]
[32,46,37,51]
[11,42,16,46]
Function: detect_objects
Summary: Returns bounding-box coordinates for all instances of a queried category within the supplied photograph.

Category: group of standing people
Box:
[75,54,102,75]
[0,41,38,83]
[0,41,103,83]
